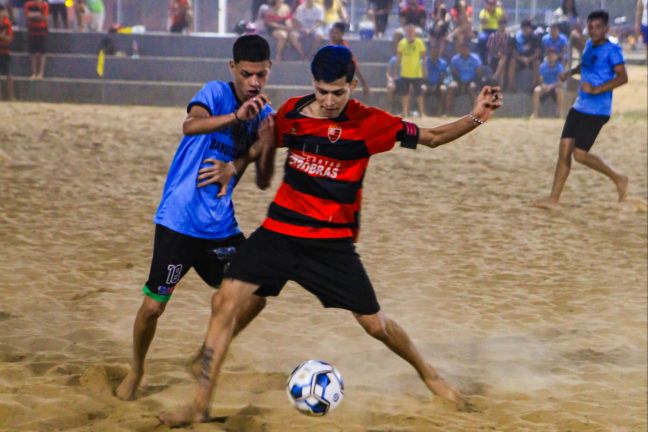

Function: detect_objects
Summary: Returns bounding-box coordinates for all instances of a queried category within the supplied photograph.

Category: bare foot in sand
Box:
[532,196,559,210]
[616,176,629,202]
[159,405,208,428]
[425,376,469,411]
[115,369,142,401]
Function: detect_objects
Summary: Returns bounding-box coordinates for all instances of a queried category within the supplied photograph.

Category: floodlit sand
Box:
[0,66,646,432]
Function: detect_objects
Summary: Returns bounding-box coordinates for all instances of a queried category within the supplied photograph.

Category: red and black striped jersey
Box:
[24,1,48,35]
[0,17,12,55]
[262,95,419,242]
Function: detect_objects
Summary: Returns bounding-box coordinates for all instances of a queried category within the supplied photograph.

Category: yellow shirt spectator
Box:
[397,37,426,78]
[479,6,504,31]
[316,0,347,25]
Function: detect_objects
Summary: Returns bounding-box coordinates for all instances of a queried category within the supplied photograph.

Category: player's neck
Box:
[591,37,608,46]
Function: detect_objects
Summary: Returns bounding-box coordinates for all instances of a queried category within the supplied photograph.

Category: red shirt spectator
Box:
[0,14,13,55]
[24,0,48,36]
[399,0,426,27]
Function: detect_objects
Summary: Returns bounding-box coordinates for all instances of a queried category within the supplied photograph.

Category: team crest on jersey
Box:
[327,125,342,143]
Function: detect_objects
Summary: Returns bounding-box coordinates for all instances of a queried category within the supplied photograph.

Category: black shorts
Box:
[0,55,9,75]
[397,77,424,96]
[144,224,275,302]
[561,108,610,152]
[225,227,381,315]
[540,88,557,101]
[28,35,47,54]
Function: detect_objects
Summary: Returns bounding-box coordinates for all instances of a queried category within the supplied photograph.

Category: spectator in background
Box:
[10,0,26,28]
[541,22,568,65]
[636,0,647,65]
[252,0,265,21]
[399,0,426,30]
[448,42,482,112]
[508,19,540,92]
[428,1,449,57]
[386,31,403,112]
[0,5,14,100]
[423,42,449,115]
[49,0,68,29]
[74,0,85,31]
[321,0,348,29]
[477,0,504,63]
[84,0,104,31]
[532,47,564,118]
[293,0,325,58]
[486,17,509,88]
[259,0,306,61]
[448,0,473,44]
[329,21,370,95]
[368,0,392,39]
[555,0,584,57]
[397,24,426,117]
[169,0,192,33]
[24,0,48,79]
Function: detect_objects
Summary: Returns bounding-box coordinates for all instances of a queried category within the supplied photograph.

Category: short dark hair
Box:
[331,21,347,33]
[521,19,532,28]
[0,4,5,11]
[232,35,271,63]
[587,9,609,25]
[311,45,355,83]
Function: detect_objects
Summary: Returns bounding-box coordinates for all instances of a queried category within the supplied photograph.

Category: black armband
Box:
[397,121,419,149]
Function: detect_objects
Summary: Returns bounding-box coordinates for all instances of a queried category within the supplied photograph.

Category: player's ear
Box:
[228,60,236,73]
[349,78,358,91]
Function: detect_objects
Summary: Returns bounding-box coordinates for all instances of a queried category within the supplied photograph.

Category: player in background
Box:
[159,44,503,427]
[534,10,629,209]
[115,35,278,401]
[0,5,14,100]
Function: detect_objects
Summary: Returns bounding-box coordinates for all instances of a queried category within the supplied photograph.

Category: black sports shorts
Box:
[561,108,610,152]
[143,224,276,302]
[0,54,9,75]
[27,35,47,54]
[225,227,381,315]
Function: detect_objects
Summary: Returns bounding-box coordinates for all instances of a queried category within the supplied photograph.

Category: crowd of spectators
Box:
[248,0,593,116]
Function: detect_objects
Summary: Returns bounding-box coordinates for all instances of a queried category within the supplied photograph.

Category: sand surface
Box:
[0,66,646,432]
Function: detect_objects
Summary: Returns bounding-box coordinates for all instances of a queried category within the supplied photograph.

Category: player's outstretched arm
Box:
[417,86,502,149]
[183,94,271,136]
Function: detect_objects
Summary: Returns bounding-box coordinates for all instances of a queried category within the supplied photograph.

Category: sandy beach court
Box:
[0,66,646,432]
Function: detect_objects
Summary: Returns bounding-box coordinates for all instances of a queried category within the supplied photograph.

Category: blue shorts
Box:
[642,24,648,45]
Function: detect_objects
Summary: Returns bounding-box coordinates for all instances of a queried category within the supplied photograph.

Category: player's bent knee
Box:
[141,296,167,319]
[573,149,588,163]
[356,313,388,341]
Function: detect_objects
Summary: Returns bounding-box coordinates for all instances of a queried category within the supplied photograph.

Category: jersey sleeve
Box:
[609,43,625,67]
[365,108,419,155]
[186,82,224,115]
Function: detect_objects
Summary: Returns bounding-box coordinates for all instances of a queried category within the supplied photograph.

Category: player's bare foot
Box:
[616,176,629,202]
[159,405,208,428]
[115,369,142,401]
[426,376,469,411]
[532,196,559,210]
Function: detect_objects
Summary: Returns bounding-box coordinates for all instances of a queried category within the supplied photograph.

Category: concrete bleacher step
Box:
[9,76,558,119]
[9,30,396,63]
[10,76,389,107]
[9,53,391,88]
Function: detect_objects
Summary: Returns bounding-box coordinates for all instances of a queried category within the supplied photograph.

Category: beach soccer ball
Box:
[286,360,344,416]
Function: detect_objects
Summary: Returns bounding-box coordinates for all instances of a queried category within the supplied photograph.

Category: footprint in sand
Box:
[622,196,648,213]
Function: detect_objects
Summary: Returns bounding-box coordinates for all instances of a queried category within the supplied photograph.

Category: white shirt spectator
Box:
[294,2,325,36]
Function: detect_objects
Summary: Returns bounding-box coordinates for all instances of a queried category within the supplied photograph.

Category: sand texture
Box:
[0,66,646,432]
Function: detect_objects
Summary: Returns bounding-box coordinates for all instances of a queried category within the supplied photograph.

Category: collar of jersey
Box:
[228,82,244,107]
[286,94,350,122]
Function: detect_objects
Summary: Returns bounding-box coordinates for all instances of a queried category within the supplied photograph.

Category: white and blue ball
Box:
[286,359,344,416]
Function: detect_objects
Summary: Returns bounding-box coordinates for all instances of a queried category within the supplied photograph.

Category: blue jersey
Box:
[451,53,481,82]
[425,57,448,85]
[539,60,563,85]
[541,33,568,58]
[573,39,624,116]
[154,81,273,239]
